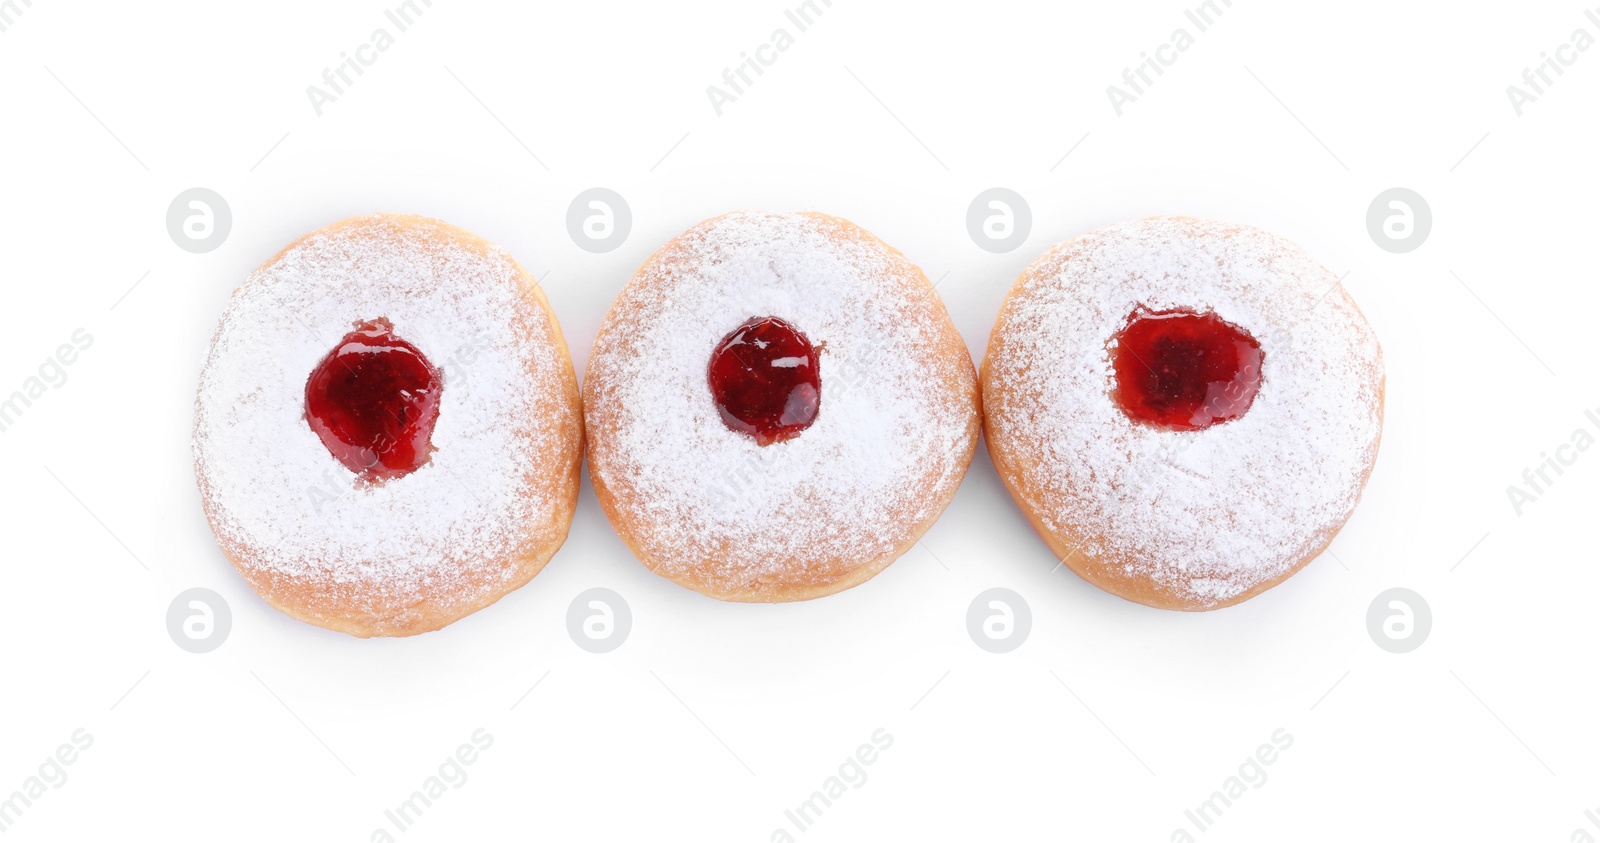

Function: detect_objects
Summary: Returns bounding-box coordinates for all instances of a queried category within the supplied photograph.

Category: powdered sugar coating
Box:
[193,214,581,635]
[983,217,1383,608]
[585,212,979,600]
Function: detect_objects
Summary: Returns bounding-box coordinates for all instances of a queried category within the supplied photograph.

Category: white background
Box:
[2,0,1596,840]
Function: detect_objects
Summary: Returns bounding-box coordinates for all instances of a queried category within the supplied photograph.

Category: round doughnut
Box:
[193,214,583,637]
[584,211,980,601]
[981,216,1384,611]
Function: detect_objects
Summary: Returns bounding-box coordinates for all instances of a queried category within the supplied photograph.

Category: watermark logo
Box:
[566,188,631,254]
[166,188,232,254]
[966,188,1031,253]
[0,728,93,834]
[1366,587,1430,654]
[371,728,493,842]
[166,587,231,654]
[705,0,833,116]
[770,728,893,841]
[0,328,93,434]
[1365,188,1430,253]
[1106,0,1233,115]
[567,588,631,654]
[966,588,1031,653]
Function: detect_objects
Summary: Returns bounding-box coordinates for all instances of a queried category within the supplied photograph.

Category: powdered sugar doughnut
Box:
[585,212,980,601]
[194,214,582,637]
[982,217,1383,610]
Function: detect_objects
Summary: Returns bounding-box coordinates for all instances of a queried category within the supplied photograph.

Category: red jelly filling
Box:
[1110,307,1263,431]
[708,316,820,446]
[305,318,442,481]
